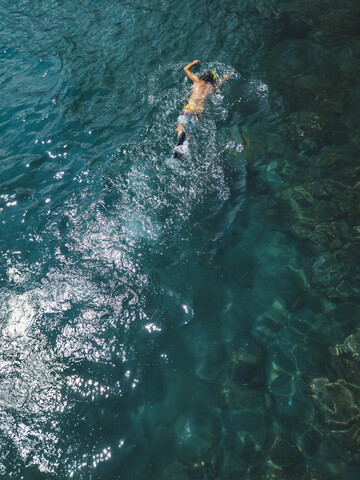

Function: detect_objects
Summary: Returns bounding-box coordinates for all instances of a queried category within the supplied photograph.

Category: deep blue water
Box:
[1,0,360,479]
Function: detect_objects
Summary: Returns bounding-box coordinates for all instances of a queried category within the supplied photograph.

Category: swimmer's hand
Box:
[184,60,201,82]
[186,60,200,69]
[216,74,230,89]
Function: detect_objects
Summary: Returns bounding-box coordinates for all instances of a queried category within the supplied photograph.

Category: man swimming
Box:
[174,59,229,160]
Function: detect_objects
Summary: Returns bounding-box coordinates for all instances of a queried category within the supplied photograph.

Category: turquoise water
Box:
[1,0,360,478]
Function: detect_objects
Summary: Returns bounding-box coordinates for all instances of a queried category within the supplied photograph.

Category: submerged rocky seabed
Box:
[202,1,360,479]
[165,2,360,479]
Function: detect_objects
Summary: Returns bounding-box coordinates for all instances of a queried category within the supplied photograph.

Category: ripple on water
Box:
[0,288,65,475]
[6,0,360,478]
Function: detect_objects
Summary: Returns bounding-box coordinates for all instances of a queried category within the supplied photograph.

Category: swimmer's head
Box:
[200,71,216,85]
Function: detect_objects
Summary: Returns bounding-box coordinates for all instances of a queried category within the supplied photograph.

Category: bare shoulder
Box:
[198,81,214,93]
[204,83,216,95]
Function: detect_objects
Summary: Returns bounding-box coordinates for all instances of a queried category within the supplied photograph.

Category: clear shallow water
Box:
[1,0,360,478]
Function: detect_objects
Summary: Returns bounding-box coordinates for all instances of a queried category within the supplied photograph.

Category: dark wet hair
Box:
[200,71,216,85]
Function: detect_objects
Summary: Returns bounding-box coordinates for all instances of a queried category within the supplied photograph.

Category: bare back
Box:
[187,81,215,110]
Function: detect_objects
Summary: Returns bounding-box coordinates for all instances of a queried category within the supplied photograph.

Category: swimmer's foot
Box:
[177,132,186,146]
[173,132,186,161]
[173,147,184,161]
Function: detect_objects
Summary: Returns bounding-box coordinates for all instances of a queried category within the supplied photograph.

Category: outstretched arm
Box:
[216,74,229,89]
[184,60,200,83]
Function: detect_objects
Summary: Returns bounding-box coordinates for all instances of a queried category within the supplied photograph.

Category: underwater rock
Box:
[175,408,219,466]
[341,236,360,262]
[294,75,332,97]
[263,465,330,480]
[329,302,358,324]
[253,300,287,342]
[221,462,247,480]
[232,410,268,439]
[262,196,290,233]
[294,75,348,123]
[326,414,360,464]
[330,331,360,358]
[213,335,272,419]
[302,426,322,456]
[273,265,307,313]
[310,253,343,288]
[333,356,360,387]
[311,221,346,251]
[219,247,257,289]
[183,322,227,383]
[162,462,188,480]
[269,349,296,381]
[283,180,357,234]
[315,4,360,38]
[186,457,219,480]
[311,377,360,426]
[240,129,284,173]
[350,128,360,149]
[221,412,268,468]
[239,129,261,155]
[282,111,324,152]
[269,435,301,469]
[271,11,313,40]
[220,431,263,479]
[334,280,360,302]
[231,337,264,386]
[214,377,271,411]
[317,145,346,169]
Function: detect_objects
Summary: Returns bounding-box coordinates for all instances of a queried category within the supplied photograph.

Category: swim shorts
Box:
[177,111,198,131]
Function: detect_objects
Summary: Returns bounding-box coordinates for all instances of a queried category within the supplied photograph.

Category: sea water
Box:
[1,0,360,478]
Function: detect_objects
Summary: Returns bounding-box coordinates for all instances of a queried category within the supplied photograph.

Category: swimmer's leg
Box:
[174,123,186,160]
[176,122,185,138]
[177,131,186,146]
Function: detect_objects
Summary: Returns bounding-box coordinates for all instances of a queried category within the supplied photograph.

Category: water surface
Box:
[1,0,360,478]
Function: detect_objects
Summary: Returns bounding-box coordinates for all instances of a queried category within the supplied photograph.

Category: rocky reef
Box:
[229,0,360,478]
[159,0,360,478]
